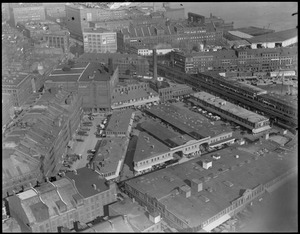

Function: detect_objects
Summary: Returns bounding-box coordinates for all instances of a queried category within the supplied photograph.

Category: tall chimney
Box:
[153,49,157,80]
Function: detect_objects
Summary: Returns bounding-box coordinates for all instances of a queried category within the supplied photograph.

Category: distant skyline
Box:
[170,2,298,31]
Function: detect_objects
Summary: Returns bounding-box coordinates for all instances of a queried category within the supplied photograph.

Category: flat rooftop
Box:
[133,131,170,162]
[191,92,268,124]
[126,140,296,228]
[145,103,231,140]
[47,62,112,83]
[112,89,158,103]
[106,109,134,134]
[92,137,128,174]
[109,197,156,231]
[65,167,109,198]
[83,27,113,33]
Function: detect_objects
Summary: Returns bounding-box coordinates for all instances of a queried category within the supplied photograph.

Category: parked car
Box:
[76,138,84,142]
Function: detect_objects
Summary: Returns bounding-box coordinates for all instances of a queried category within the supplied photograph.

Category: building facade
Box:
[83,28,118,53]
[2,73,34,107]
[9,3,46,26]
[172,46,298,74]
[2,93,14,127]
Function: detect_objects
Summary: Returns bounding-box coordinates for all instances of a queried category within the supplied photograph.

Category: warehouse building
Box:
[124,144,296,232]
[189,92,271,133]
[247,28,298,49]
[105,109,135,137]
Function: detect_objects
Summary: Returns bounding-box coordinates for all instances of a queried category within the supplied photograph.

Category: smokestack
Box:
[153,49,157,80]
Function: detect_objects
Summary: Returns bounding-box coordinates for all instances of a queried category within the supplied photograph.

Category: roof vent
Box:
[92,184,97,190]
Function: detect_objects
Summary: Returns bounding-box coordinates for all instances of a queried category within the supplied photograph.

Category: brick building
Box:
[7,168,117,232]
[2,88,83,197]
[45,62,119,112]
[172,46,298,74]
[9,3,46,26]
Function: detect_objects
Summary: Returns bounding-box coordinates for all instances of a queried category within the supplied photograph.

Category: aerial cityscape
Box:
[2,2,298,233]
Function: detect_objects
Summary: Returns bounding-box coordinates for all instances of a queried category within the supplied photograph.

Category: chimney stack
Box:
[123,215,128,224]
[153,49,157,80]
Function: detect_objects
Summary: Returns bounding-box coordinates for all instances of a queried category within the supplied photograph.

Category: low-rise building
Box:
[105,109,134,137]
[112,81,159,110]
[130,44,179,56]
[246,28,298,49]
[90,137,129,181]
[133,103,235,175]
[149,80,194,102]
[109,197,163,232]
[189,92,271,133]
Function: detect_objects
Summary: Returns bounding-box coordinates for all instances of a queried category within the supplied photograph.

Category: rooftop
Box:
[47,62,113,83]
[140,120,194,148]
[133,131,170,162]
[235,26,275,36]
[106,109,134,134]
[83,27,113,33]
[92,137,129,174]
[247,28,298,43]
[65,167,109,198]
[109,197,156,231]
[191,92,268,124]
[126,140,296,228]
[145,104,218,140]
[81,216,134,232]
[227,31,253,39]
[112,88,158,104]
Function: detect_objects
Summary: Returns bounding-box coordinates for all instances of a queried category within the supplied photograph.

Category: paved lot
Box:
[69,115,106,170]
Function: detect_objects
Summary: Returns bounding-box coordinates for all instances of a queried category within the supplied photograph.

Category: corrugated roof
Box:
[228,31,253,39]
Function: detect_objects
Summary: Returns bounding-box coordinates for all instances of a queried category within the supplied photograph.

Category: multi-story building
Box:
[9,3,46,26]
[109,197,163,232]
[83,28,119,53]
[120,23,223,50]
[7,168,117,232]
[2,93,14,127]
[43,3,66,20]
[187,12,205,24]
[77,53,150,77]
[124,144,296,232]
[2,88,83,197]
[65,3,130,39]
[105,109,135,138]
[149,80,194,102]
[90,137,129,181]
[2,73,34,107]
[111,81,160,110]
[16,21,70,53]
[45,62,119,112]
[190,92,271,133]
[172,46,298,74]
